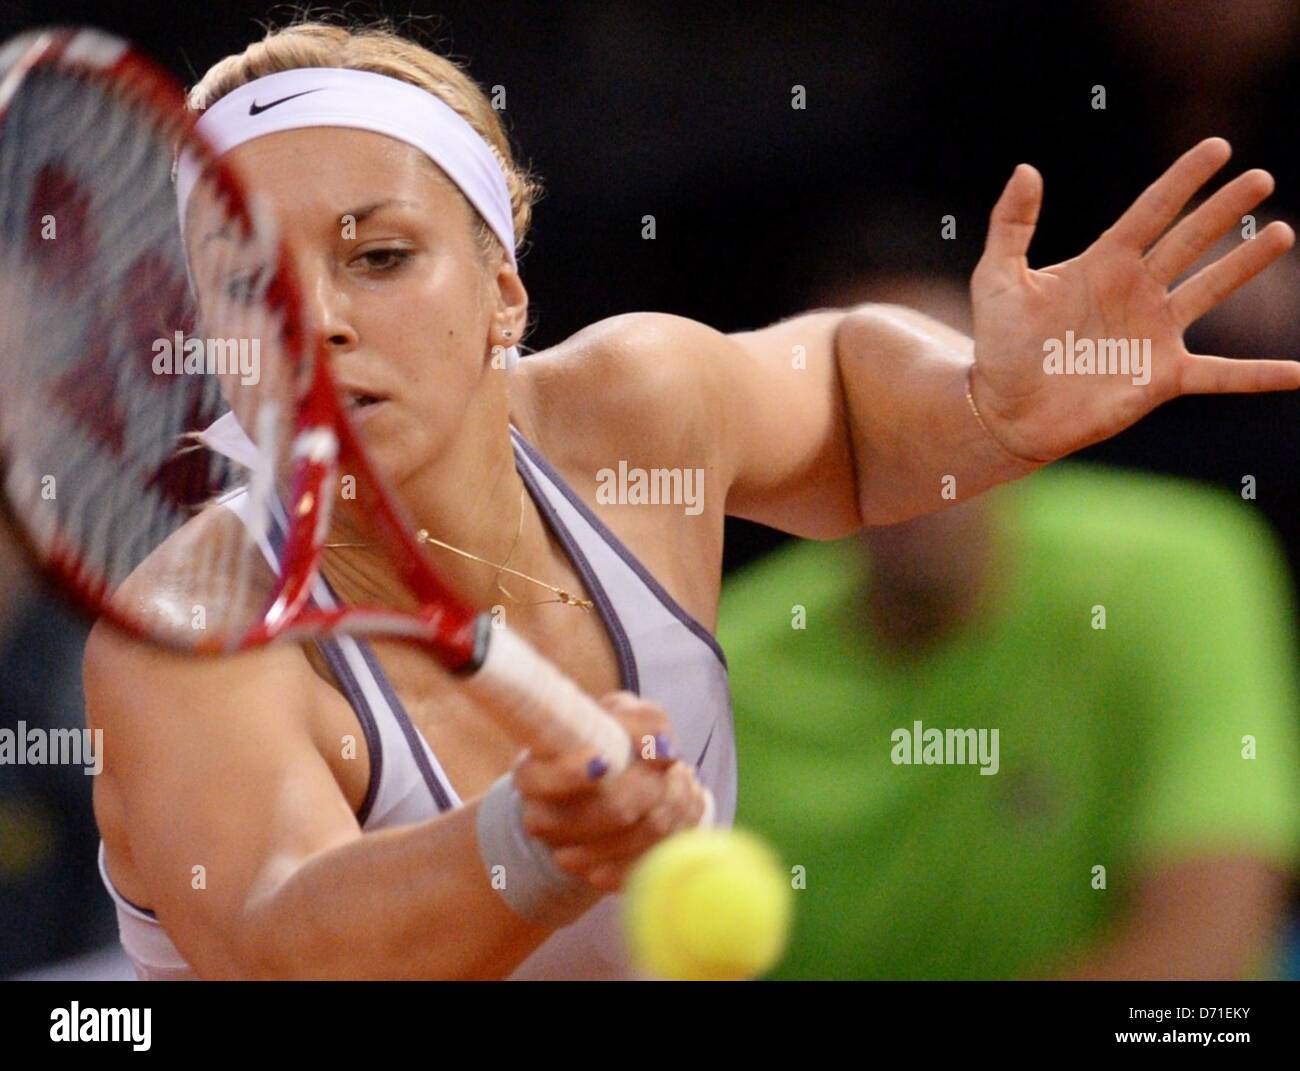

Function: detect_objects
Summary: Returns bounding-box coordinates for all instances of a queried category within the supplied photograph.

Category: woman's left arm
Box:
[711,136,1300,529]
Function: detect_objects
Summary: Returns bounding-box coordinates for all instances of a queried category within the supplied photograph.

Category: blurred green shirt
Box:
[718,464,1300,979]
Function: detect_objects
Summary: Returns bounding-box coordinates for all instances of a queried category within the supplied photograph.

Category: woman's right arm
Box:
[86,622,707,979]
[85,623,555,980]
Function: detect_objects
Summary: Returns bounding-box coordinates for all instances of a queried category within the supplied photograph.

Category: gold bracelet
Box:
[964,365,1029,463]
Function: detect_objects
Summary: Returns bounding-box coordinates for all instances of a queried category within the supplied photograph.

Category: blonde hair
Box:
[187,17,542,271]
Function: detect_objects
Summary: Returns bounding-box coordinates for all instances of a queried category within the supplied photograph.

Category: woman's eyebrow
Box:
[342,198,420,223]
[196,199,421,247]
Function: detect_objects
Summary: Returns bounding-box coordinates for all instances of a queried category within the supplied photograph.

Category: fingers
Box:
[605,692,680,766]
[522,756,670,845]
[513,690,689,841]
[546,763,705,863]
[511,691,672,801]
[555,769,710,893]
[518,695,694,846]
[1179,354,1300,396]
[1144,169,1275,285]
[977,163,1042,276]
[510,690,707,892]
[511,744,613,801]
[1105,137,1233,252]
[1167,220,1294,328]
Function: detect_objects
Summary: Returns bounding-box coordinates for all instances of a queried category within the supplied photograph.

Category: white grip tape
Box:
[465,626,632,774]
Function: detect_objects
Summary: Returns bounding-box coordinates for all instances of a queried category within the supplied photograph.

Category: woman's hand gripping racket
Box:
[0,27,713,825]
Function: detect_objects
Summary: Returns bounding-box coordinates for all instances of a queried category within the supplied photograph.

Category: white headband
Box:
[176,67,517,270]
[180,68,523,464]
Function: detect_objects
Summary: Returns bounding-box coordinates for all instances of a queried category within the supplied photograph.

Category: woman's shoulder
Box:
[513,311,731,470]
[89,496,268,649]
[81,495,318,717]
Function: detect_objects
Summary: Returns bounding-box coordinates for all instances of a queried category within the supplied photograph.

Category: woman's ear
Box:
[489,260,529,344]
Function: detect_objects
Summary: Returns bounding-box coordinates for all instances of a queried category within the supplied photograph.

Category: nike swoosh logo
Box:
[248,89,324,116]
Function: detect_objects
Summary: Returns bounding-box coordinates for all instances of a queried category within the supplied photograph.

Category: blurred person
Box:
[721,464,1300,979]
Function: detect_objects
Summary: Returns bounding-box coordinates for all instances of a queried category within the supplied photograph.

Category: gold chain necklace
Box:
[323,484,594,612]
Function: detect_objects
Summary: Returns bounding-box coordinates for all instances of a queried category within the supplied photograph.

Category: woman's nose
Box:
[301,265,358,352]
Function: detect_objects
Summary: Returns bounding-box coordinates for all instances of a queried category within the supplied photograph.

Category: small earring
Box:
[503,329,514,340]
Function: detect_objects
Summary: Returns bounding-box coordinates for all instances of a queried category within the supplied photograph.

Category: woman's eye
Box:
[356,248,411,272]
[224,270,262,305]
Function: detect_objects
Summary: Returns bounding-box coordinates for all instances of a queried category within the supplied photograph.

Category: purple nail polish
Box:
[587,756,609,780]
[653,733,677,761]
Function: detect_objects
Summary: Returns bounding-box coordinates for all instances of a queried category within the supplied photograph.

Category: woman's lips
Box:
[343,394,389,423]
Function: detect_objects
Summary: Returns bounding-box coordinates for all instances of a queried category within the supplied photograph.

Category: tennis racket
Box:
[0,26,713,820]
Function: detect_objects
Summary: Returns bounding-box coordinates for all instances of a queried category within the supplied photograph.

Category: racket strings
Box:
[0,60,301,647]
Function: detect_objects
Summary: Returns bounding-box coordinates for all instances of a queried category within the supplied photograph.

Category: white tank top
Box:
[97,425,736,979]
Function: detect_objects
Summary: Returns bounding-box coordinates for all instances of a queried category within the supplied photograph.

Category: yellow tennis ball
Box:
[623,827,793,981]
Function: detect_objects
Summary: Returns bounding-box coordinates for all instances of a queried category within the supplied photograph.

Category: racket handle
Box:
[464,622,634,775]
[464,620,717,827]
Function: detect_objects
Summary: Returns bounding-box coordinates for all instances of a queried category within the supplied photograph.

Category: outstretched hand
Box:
[968,137,1300,463]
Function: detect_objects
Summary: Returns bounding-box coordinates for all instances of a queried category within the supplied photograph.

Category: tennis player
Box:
[85,19,1300,979]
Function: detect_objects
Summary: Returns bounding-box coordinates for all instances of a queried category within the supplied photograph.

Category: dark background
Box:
[2,0,1299,977]
[5,0,1298,572]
